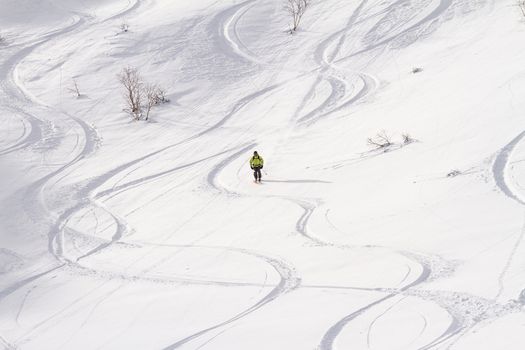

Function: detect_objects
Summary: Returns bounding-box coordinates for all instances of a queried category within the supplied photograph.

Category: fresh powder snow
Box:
[1,0,525,349]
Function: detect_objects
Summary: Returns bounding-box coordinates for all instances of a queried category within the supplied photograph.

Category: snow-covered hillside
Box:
[1,0,525,348]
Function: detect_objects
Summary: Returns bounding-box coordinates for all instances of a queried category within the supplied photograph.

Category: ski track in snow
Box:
[101,0,141,23]
[297,0,379,126]
[298,0,374,124]
[0,0,518,348]
[2,1,311,345]
[13,25,327,343]
[220,0,263,66]
[155,245,301,350]
[493,130,525,206]
[305,0,516,348]
[12,242,298,348]
[211,3,489,348]
[0,2,166,345]
[202,1,473,348]
[492,130,525,302]
[0,13,105,304]
[0,17,84,156]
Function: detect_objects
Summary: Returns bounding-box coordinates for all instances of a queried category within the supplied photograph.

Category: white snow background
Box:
[1,0,525,349]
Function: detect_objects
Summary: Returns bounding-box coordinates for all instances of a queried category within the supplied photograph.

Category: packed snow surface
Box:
[1,0,525,349]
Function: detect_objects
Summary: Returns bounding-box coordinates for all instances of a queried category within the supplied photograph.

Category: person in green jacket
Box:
[249,151,264,182]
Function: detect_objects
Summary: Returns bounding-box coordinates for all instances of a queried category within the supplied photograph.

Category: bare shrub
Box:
[145,84,170,120]
[402,133,415,144]
[144,84,156,121]
[285,0,310,33]
[447,169,461,178]
[120,22,129,33]
[367,130,392,148]
[67,78,81,98]
[144,84,163,120]
[118,67,169,121]
[155,87,169,104]
[118,67,143,121]
[412,67,423,74]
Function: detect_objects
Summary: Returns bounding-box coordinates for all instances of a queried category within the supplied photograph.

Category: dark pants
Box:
[253,167,262,181]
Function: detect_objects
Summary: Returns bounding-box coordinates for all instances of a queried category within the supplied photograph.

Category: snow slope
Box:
[1,0,525,348]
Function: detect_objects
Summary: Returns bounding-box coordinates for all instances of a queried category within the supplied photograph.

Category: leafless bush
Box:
[118,67,143,121]
[67,78,81,98]
[118,67,169,121]
[285,0,310,33]
[144,84,168,120]
[402,133,415,144]
[120,22,129,33]
[144,84,157,121]
[152,86,169,104]
[159,88,169,104]
[367,130,392,148]
[447,169,461,178]
[412,67,423,74]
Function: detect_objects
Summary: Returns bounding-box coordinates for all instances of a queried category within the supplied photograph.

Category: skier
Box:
[249,151,264,183]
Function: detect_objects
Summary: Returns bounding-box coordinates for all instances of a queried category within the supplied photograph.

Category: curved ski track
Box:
[492,130,525,303]
[2,0,513,349]
[206,1,519,349]
[3,2,310,346]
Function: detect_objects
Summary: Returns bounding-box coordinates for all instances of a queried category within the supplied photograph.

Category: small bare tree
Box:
[67,78,81,98]
[285,0,310,33]
[120,22,129,33]
[367,130,392,148]
[118,67,142,120]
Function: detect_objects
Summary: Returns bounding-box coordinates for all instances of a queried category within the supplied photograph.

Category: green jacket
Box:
[250,155,264,168]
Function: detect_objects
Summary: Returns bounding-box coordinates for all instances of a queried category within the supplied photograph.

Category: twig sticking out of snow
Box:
[67,78,81,98]
[447,169,462,178]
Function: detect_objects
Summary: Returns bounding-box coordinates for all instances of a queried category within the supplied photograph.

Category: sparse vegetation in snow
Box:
[118,67,168,121]
[144,83,169,121]
[402,133,415,144]
[285,0,310,33]
[67,78,81,98]
[118,67,143,121]
[120,22,130,33]
[367,130,393,149]
[447,169,462,177]
[367,131,418,150]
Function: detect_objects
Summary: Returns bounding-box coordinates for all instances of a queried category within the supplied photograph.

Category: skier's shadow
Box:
[262,179,331,184]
